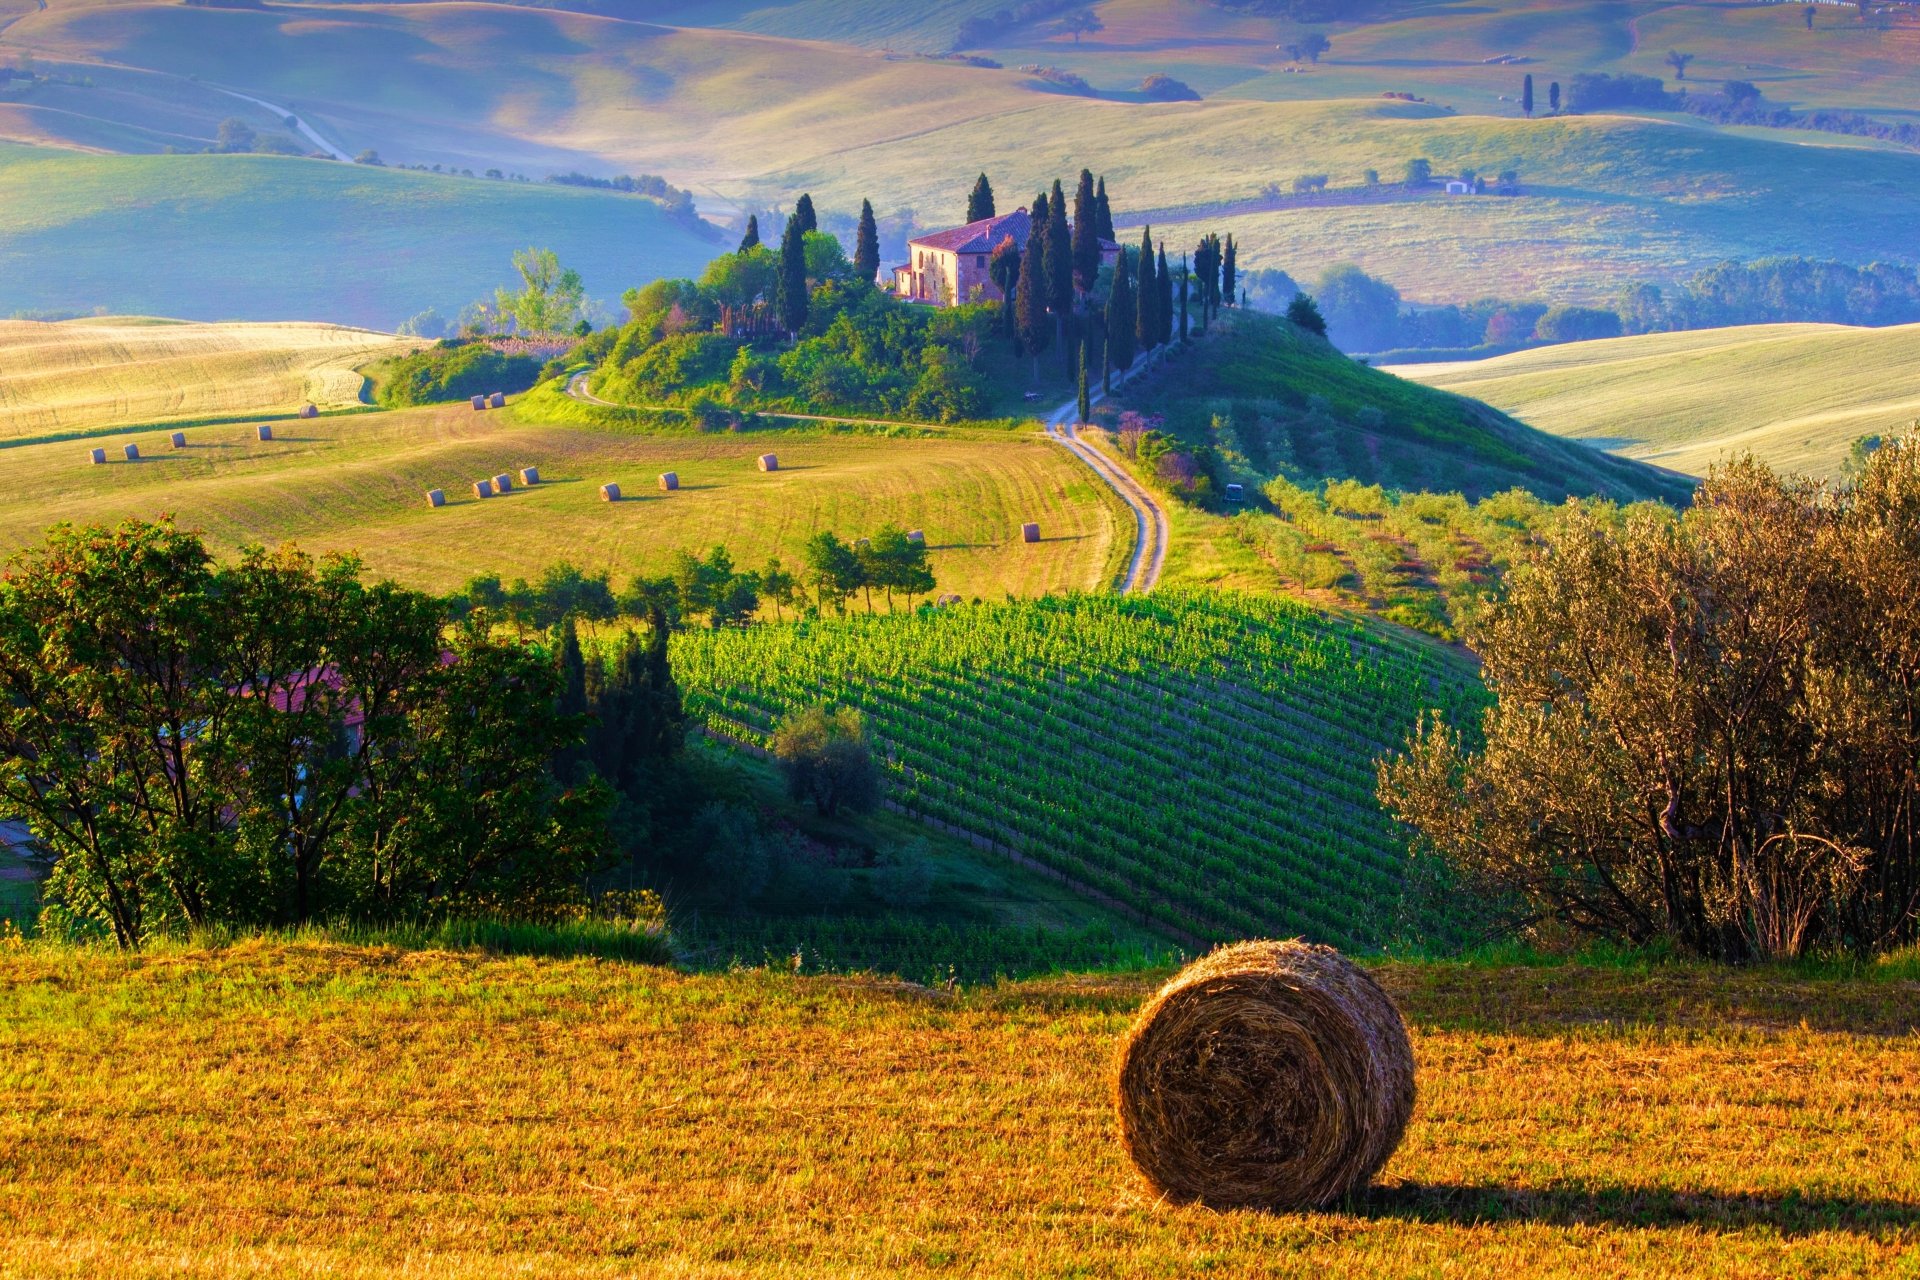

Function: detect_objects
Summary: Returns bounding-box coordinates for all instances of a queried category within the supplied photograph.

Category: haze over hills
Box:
[3,0,1920,324]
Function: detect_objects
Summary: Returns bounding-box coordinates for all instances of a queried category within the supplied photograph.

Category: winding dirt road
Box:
[566,367,1168,594]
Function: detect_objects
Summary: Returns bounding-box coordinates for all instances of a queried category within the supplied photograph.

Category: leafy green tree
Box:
[802,230,852,282]
[854,199,881,284]
[215,117,257,152]
[737,214,760,253]
[1287,292,1328,335]
[772,705,880,818]
[776,215,809,335]
[1405,157,1433,188]
[803,531,864,614]
[698,245,777,310]
[760,557,799,620]
[1071,168,1100,294]
[1666,49,1694,80]
[494,247,587,334]
[967,172,996,223]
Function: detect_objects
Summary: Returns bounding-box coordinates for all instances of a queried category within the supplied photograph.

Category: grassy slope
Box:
[0,318,415,439]
[2,941,1916,1277]
[0,394,1126,599]
[1390,322,1920,481]
[0,144,719,329]
[5,3,1920,308]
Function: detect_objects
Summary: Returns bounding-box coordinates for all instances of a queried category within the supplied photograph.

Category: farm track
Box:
[566,368,1169,593]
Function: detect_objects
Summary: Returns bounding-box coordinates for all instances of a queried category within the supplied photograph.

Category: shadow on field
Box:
[1360,1180,1920,1236]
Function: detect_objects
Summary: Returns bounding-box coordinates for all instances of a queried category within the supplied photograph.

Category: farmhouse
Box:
[892,209,1121,307]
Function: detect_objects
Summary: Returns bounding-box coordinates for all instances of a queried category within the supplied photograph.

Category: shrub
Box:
[373,340,542,407]
[772,705,881,818]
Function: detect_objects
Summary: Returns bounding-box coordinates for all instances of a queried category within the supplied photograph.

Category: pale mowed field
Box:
[1391,323,1920,481]
[0,318,413,441]
[0,397,1124,599]
[0,942,1915,1278]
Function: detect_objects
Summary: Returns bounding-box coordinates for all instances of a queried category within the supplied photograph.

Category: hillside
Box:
[0,317,413,441]
[0,397,1127,599]
[675,591,1483,950]
[3,941,1916,1277]
[1390,322,1920,481]
[1116,310,1693,504]
[5,2,1920,311]
[0,145,719,329]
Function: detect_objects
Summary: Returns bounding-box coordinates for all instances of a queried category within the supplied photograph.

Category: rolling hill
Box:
[0,144,719,329]
[0,317,414,441]
[1389,321,1920,481]
[3,0,1919,318]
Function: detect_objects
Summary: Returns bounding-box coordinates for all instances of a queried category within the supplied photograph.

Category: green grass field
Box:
[0,394,1127,600]
[0,317,414,441]
[1390,321,1920,481]
[0,144,720,330]
[4,0,1919,315]
[2,939,1915,1278]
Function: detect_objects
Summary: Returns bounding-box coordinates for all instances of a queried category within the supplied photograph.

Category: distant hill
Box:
[1121,309,1692,504]
[0,145,718,329]
[1389,322,1920,481]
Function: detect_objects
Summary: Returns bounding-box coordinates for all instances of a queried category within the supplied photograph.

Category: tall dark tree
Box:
[1178,253,1190,343]
[967,173,996,223]
[1194,233,1220,330]
[1222,234,1237,308]
[552,613,590,784]
[1107,247,1136,375]
[1522,73,1534,118]
[853,199,881,284]
[1045,180,1074,314]
[1135,228,1157,351]
[989,234,1022,334]
[776,214,809,335]
[1549,81,1561,113]
[793,193,817,234]
[737,214,760,254]
[1156,244,1174,346]
[1077,341,1091,422]
[1071,168,1100,294]
[1094,175,1115,241]
[1015,229,1051,374]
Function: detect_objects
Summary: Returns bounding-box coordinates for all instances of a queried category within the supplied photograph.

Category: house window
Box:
[976,255,986,267]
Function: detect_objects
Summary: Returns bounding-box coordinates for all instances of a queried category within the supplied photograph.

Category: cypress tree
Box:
[553,613,589,785]
[1015,230,1051,375]
[1101,323,1112,394]
[1522,73,1534,118]
[1178,253,1190,343]
[794,193,817,235]
[1222,235,1237,308]
[1077,342,1091,422]
[853,199,880,284]
[776,214,809,335]
[967,173,996,223]
[1071,168,1099,294]
[1045,180,1073,314]
[989,235,1022,334]
[1135,228,1156,351]
[1107,248,1135,375]
[1549,80,1561,113]
[1156,245,1173,346]
[1094,175,1115,241]
[737,214,760,253]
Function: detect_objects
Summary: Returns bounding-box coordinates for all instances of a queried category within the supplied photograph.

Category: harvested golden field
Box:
[0,317,414,442]
[0,398,1125,599]
[1,941,1915,1278]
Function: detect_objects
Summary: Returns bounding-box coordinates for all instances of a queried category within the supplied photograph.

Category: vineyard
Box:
[672,592,1483,950]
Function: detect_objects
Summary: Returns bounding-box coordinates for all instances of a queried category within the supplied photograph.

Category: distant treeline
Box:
[546,171,701,224]
[1251,257,1920,358]
[1567,72,1920,151]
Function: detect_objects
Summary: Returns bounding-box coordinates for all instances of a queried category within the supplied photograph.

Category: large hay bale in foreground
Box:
[472,395,488,411]
[1114,940,1415,1212]
[425,488,445,509]
[600,482,621,502]
[658,471,679,492]
[758,453,779,472]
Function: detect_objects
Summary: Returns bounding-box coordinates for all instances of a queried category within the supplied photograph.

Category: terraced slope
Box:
[0,317,413,441]
[674,592,1482,949]
[1391,322,1920,481]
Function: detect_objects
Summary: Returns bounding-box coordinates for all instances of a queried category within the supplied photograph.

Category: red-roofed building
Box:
[891,209,1120,306]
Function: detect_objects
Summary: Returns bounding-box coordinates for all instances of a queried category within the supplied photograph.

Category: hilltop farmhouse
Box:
[892,209,1122,306]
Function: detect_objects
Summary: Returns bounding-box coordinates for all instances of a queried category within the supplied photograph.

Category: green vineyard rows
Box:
[672,592,1484,950]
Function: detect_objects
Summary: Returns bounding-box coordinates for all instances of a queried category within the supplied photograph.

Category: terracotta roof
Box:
[908,208,1031,255]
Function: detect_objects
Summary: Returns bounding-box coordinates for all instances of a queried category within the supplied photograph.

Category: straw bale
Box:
[89,447,107,465]
[1114,940,1415,1212]
[472,395,488,411]
[519,467,540,486]
[1021,522,1041,543]
[256,424,273,441]
[425,489,445,508]
[493,473,513,493]
[659,472,679,491]
[123,443,140,461]
[473,479,495,499]
[170,431,187,449]
[489,392,507,409]
[758,453,779,472]
[299,404,319,419]
[600,482,622,502]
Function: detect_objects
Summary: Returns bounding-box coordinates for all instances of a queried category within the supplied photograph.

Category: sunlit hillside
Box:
[1391,321,1920,480]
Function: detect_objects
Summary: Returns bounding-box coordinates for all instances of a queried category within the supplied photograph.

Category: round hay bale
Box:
[492,473,513,493]
[299,403,319,420]
[757,453,779,472]
[425,488,445,508]
[600,482,622,502]
[1114,940,1414,1212]
[519,466,540,486]
[488,392,507,409]
[472,395,488,411]
[658,471,679,491]
[88,447,107,465]
[473,479,495,499]
[256,424,274,442]
[907,529,925,544]
[170,431,187,449]
[1021,522,1041,543]
[123,442,141,461]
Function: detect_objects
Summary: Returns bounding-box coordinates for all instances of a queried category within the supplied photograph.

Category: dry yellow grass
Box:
[0,941,1915,1278]
[0,398,1125,599]
[0,317,414,441]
